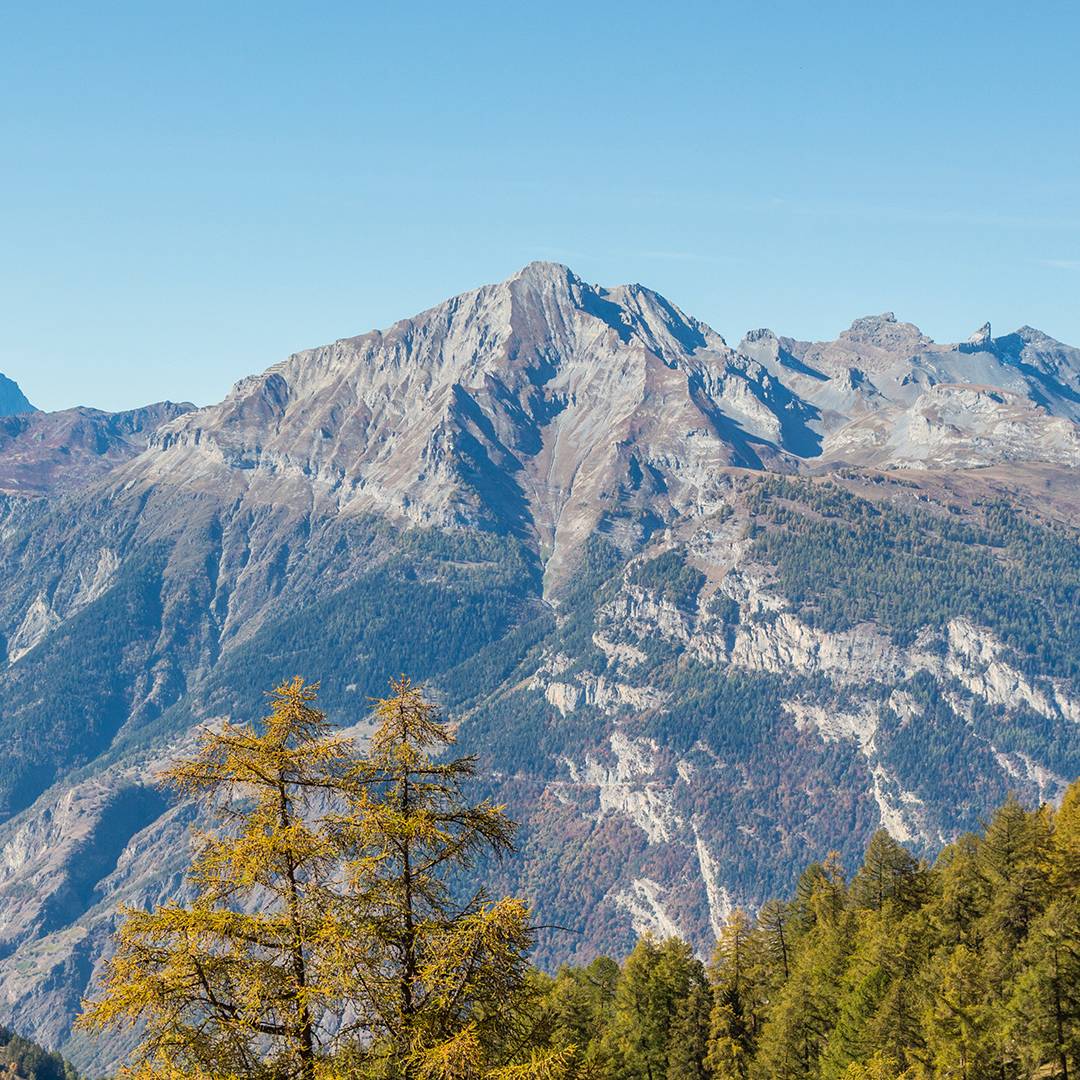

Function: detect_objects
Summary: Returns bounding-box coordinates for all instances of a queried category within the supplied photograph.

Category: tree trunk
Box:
[279,779,316,1080]
[398,690,418,1080]
[1053,947,1068,1080]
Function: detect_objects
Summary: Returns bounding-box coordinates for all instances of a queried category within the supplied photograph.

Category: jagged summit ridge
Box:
[2,264,1076,527]
[841,310,934,350]
[142,264,799,582]
[129,264,1080,580]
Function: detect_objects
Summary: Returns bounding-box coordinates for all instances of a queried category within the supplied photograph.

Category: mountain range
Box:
[0,262,1077,1070]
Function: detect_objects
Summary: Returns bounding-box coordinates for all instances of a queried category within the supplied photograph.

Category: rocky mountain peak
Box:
[841,312,933,350]
[741,328,778,345]
[507,259,579,287]
[0,373,35,418]
[503,261,599,323]
[140,264,762,586]
[1014,325,1060,346]
[967,322,992,346]
[127,265,1080,552]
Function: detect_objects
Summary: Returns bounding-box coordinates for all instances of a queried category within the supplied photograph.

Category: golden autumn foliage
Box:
[78,676,569,1080]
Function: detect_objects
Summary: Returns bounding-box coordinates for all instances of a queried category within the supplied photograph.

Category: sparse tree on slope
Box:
[757,899,793,983]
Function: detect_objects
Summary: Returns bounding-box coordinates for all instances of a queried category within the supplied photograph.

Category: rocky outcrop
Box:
[823,384,1080,469]
[495,486,1077,987]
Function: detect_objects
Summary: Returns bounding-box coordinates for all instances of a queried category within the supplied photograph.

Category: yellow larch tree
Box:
[78,675,568,1080]
[79,676,357,1080]
[334,676,568,1080]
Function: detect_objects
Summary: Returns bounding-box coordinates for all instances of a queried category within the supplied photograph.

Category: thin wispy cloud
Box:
[629,251,740,265]
[1035,258,1080,270]
[774,200,1080,231]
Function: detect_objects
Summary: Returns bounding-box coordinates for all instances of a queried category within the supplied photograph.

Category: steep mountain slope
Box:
[468,470,1079,959]
[0,374,34,418]
[139,262,810,583]
[0,264,1077,1068]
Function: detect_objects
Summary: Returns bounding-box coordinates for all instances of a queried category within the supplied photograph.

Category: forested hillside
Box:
[528,782,1080,1079]
[0,1029,79,1080]
[464,473,1080,967]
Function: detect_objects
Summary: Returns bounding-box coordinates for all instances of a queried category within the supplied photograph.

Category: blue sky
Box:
[2,1,1078,412]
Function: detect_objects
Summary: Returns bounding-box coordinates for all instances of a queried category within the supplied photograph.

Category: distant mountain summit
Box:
[0,373,34,417]
[8,267,1080,516]
[142,259,806,584]
[132,262,1080,583]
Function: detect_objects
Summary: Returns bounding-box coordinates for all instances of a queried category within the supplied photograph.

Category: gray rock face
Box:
[0,374,34,418]
[821,384,1080,469]
[141,262,806,585]
[737,312,1080,470]
[0,263,1078,1068]
[133,263,1080,571]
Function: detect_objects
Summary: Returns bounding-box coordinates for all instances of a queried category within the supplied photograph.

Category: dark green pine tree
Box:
[849,830,925,914]
[602,935,707,1080]
[757,899,793,982]
[538,956,620,1074]
[980,795,1053,948]
[666,980,712,1080]
[707,911,763,1080]
[755,857,853,1080]
[1008,896,1080,1080]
